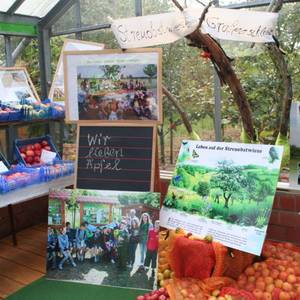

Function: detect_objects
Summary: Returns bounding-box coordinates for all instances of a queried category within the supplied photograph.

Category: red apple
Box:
[25,156,33,164]
[21,153,26,159]
[26,150,34,157]
[34,150,41,156]
[34,156,40,163]
[41,140,48,146]
[34,143,42,150]
[26,145,34,151]
[43,146,51,151]
[20,147,27,154]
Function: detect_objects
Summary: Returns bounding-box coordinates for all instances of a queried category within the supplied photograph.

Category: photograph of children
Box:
[77,63,159,121]
[47,188,160,291]
[63,49,162,123]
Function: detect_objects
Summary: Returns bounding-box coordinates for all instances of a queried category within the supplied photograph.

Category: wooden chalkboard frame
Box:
[63,48,163,125]
[75,122,157,192]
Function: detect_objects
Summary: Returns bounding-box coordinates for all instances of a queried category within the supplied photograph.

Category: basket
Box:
[0,165,42,194]
[14,135,61,166]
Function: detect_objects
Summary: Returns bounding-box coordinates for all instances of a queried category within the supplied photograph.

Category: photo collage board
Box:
[46,44,163,291]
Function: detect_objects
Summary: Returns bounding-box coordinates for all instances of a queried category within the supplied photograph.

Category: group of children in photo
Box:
[47,209,159,276]
[78,79,157,120]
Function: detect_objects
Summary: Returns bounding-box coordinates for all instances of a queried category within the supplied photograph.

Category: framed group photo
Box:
[63,48,162,124]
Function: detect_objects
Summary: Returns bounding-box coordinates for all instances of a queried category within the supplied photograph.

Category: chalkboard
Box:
[75,124,156,191]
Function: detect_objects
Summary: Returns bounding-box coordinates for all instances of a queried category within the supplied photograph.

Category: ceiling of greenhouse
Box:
[0,0,59,17]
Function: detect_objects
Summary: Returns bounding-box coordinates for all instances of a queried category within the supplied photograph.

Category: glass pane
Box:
[0,0,15,12]
[16,0,59,17]
[80,0,135,26]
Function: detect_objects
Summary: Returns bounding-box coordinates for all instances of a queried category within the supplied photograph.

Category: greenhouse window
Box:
[15,0,60,17]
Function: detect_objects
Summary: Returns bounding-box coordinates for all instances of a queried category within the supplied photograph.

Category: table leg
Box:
[8,204,17,246]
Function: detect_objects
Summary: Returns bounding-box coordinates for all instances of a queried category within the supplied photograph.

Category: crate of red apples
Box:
[14,135,74,182]
[15,135,61,166]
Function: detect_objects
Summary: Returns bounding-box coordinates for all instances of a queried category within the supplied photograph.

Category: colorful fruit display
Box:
[237,257,300,299]
[19,140,53,166]
[0,101,65,122]
[136,287,170,300]
[157,229,300,300]
[262,242,300,264]
[158,229,254,285]
[165,276,236,300]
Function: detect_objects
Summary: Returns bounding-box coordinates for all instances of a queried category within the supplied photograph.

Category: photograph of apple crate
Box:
[14,135,61,167]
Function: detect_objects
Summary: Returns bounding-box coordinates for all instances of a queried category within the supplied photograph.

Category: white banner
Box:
[188,8,278,43]
[111,8,278,48]
[111,11,194,49]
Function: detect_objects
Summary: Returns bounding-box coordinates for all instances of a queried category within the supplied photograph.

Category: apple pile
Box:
[209,287,256,300]
[262,242,300,264]
[19,140,52,165]
[136,287,170,300]
[237,258,300,299]
[3,171,30,182]
[0,107,14,113]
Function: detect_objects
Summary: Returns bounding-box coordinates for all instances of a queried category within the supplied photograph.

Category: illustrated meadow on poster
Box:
[159,141,283,255]
[47,188,160,291]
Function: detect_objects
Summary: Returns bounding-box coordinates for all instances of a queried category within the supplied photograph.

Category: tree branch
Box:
[172,0,184,11]
[196,0,215,31]
[172,0,256,141]
[162,85,193,134]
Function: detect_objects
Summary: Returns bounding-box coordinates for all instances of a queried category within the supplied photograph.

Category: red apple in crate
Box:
[20,147,26,154]
[26,145,34,151]
[41,140,48,147]
[34,143,42,150]
[20,153,26,159]
[44,146,51,151]
[25,156,33,164]
[34,156,40,163]
[26,150,34,157]
[34,150,41,156]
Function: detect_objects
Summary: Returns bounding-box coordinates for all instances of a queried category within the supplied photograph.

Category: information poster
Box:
[160,141,283,255]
